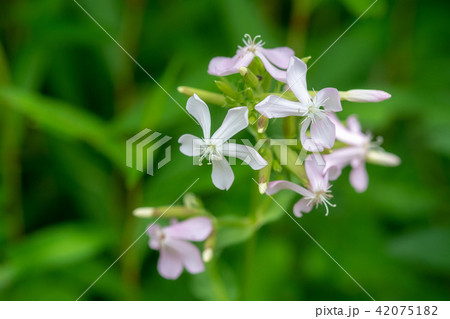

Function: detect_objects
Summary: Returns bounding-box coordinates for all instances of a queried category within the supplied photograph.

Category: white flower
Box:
[179,94,267,190]
[266,156,335,217]
[324,113,401,193]
[255,57,342,151]
[208,34,295,82]
[147,217,213,280]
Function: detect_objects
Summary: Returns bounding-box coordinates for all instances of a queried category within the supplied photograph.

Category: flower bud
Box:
[225,96,238,106]
[340,89,391,103]
[202,231,216,263]
[202,248,213,263]
[366,150,401,166]
[250,56,265,75]
[133,206,207,218]
[177,86,226,105]
[183,192,203,209]
[258,148,273,194]
[301,56,311,64]
[257,116,269,134]
[272,159,282,173]
[239,66,260,89]
[133,207,155,218]
[243,87,254,100]
[214,80,240,100]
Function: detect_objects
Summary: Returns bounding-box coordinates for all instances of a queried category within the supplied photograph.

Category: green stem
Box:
[209,259,229,301]
[240,171,262,300]
[114,0,148,112]
[240,231,257,300]
[120,181,142,300]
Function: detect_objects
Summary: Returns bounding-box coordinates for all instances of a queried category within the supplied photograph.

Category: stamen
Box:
[305,188,336,216]
[199,143,222,166]
[241,34,265,52]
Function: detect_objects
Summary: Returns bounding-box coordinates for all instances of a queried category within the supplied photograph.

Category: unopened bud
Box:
[133,206,207,219]
[214,80,240,100]
[202,231,216,263]
[243,87,254,100]
[258,149,273,194]
[133,207,155,218]
[257,116,269,134]
[239,66,260,89]
[183,193,202,209]
[225,96,237,106]
[250,56,265,74]
[272,159,282,173]
[301,56,311,64]
[202,248,213,263]
[177,86,226,105]
[366,150,401,166]
[340,89,391,103]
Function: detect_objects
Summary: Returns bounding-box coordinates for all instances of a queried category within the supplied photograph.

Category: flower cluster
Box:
[135,34,400,280]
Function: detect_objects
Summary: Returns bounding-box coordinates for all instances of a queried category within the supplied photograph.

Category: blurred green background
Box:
[0,0,449,301]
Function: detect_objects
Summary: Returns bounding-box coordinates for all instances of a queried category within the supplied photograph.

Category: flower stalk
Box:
[177,86,226,106]
[133,206,208,219]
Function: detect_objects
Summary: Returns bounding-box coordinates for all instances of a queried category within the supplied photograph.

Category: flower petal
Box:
[350,160,368,193]
[158,246,183,280]
[255,51,287,82]
[211,107,248,141]
[328,113,367,146]
[222,143,268,170]
[147,224,162,250]
[346,115,362,133]
[178,134,203,157]
[186,94,211,139]
[255,95,305,118]
[166,239,205,274]
[300,118,324,152]
[208,50,254,76]
[327,165,342,181]
[266,180,312,197]
[164,217,213,242]
[260,47,295,69]
[323,146,365,174]
[211,157,234,190]
[293,198,313,217]
[305,156,327,191]
[286,57,311,105]
[313,88,342,112]
[310,115,336,149]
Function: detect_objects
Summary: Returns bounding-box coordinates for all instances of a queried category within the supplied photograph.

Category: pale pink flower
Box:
[179,94,267,190]
[266,157,335,217]
[255,57,342,151]
[341,89,391,103]
[324,114,400,193]
[208,34,295,82]
[147,217,213,280]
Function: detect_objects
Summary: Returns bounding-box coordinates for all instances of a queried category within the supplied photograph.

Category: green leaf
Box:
[0,223,109,290]
[0,87,123,169]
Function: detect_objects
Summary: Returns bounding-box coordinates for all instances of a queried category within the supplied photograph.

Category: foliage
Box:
[0,0,449,300]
